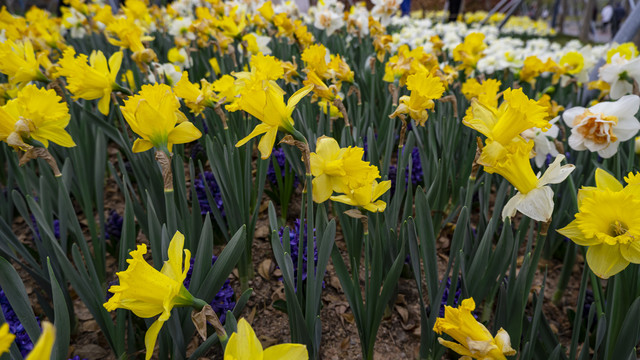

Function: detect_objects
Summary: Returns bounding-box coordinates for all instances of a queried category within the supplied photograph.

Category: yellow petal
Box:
[98,92,111,116]
[0,323,15,356]
[25,321,55,360]
[595,168,623,192]
[144,319,165,360]
[236,123,271,147]
[257,127,278,159]
[224,318,263,360]
[558,220,600,246]
[263,344,309,360]
[312,174,333,203]
[167,122,202,148]
[132,138,154,153]
[586,243,629,279]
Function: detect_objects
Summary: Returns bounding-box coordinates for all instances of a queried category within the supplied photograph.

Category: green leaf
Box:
[47,258,70,360]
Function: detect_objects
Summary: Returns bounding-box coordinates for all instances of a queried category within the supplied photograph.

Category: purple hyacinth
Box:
[388,147,423,194]
[190,142,205,160]
[105,210,123,240]
[277,219,320,291]
[267,147,298,188]
[30,216,60,240]
[439,277,462,317]
[0,288,37,356]
[183,256,235,323]
[193,171,224,217]
[68,356,89,360]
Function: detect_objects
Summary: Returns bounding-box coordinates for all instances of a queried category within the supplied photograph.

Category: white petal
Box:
[516,186,554,222]
[609,80,633,100]
[563,107,586,128]
[502,192,524,220]
[593,95,640,119]
[597,141,620,158]
[613,117,640,141]
[568,132,588,150]
[538,155,575,186]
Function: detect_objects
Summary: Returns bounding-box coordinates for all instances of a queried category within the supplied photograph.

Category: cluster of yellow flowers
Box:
[464,85,574,222]
[310,136,390,213]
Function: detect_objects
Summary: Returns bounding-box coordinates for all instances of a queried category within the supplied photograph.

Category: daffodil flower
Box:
[563,95,640,159]
[330,180,391,213]
[500,152,575,222]
[389,69,445,126]
[310,136,380,203]
[57,47,124,115]
[235,83,313,159]
[559,169,640,278]
[121,83,202,153]
[104,231,195,360]
[224,318,308,360]
[433,298,516,360]
[0,84,75,150]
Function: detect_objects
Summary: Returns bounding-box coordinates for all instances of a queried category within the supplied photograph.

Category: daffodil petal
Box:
[586,243,629,279]
[144,319,165,360]
[263,344,309,360]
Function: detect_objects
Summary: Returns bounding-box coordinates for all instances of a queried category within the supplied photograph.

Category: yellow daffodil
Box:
[328,54,354,83]
[174,71,217,115]
[301,44,331,79]
[58,47,124,115]
[606,42,638,63]
[559,51,584,76]
[121,83,202,153]
[453,33,486,74]
[433,298,516,360]
[559,169,640,278]
[0,39,47,86]
[104,231,195,360]
[0,84,75,150]
[236,83,313,159]
[0,323,15,355]
[463,88,550,155]
[257,1,274,22]
[330,180,391,213]
[461,78,501,108]
[303,70,339,102]
[519,56,545,84]
[232,54,284,95]
[310,136,380,203]
[25,321,55,360]
[389,69,445,126]
[224,318,308,360]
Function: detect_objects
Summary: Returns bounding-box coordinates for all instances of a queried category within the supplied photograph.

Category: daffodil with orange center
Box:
[559,169,640,278]
[433,298,516,360]
[104,231,195,360]
[121,83,202,153]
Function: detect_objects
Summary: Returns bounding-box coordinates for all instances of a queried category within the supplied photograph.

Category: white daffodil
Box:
[521,117,560,168]
[313,7,344,36]
[599,53,640,99]
[563,95,640,158]
[371,0,401,26]
[502,155,575,222]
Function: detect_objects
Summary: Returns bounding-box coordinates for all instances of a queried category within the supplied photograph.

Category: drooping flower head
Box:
[121,83,202,153]
[433,298,516,360]
[559,169,640,278]
[104,231,195,360]
[235,83,313,159]
[224,318,308,360]
[57,47,124,115]
[330,180,391,213]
